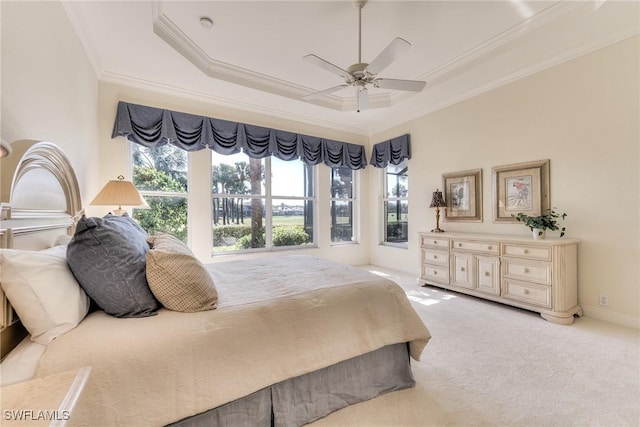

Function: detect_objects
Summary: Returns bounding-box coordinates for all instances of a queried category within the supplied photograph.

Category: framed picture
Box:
[492,159,550,223]
[442,168,482,222]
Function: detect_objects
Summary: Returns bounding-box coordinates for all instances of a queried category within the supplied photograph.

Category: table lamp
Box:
[429,189,447,233]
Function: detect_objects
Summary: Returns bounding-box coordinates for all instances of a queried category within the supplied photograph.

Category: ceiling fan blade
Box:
[357,87,369,112]
[303,54,350,79]
[374,78,426,92]
[302,85,349,100]
[365,37,411,76]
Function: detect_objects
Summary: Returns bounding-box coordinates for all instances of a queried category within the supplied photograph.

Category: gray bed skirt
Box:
[169,342,415,427]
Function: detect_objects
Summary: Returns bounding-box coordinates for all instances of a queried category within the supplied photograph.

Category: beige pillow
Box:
[146,234,218,312]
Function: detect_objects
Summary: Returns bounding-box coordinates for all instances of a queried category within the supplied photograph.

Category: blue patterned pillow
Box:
[67,214,159,317]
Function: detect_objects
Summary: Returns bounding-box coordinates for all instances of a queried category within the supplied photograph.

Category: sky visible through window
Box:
[212,152,308,204]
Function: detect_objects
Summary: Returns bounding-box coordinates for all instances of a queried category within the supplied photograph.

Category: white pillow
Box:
[0,246,90,345]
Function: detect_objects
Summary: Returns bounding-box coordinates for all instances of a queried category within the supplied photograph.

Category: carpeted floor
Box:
[309,265,640,427]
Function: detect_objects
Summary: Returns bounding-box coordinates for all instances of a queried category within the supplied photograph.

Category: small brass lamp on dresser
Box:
[418,231,582,325]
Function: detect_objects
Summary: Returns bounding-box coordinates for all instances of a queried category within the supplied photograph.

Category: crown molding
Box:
[61,1,104,78]
[423,1,579,84]
[151,1,392,112]
[386,1,581,107]
[151,1,581,113]
[64,0,638,138]
[99,71,372,138]
[375,28,640,136]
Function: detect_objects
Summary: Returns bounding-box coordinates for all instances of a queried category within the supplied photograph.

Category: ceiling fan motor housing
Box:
[347,63,371,83]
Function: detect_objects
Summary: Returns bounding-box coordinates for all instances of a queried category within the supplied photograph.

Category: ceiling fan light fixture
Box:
[356,85,368,113]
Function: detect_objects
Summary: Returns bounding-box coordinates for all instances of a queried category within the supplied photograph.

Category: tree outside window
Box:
[212,153,316,253]
[130,145,317,252]
[131,144,188,242]
[330,167,356,243]
[383,159,408,244]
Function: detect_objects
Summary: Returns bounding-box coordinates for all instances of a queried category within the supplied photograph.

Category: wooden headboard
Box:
[0,141,83,359]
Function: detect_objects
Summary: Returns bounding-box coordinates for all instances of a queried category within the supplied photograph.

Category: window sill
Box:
[381,241,408,249]
[211,244,318,258]
[331,241,358,247]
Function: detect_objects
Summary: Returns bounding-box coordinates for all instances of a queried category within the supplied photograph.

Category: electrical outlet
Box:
[598,294,609,306]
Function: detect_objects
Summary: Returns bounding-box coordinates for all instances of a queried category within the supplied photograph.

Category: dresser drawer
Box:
[502,243,551,261]
[502,259,551,285]
[451,239,499,255]
[476,256,500,295]
[502,279,552,308]
[421,264,449,285]
[420,235,449,249]
[421,248,449,266]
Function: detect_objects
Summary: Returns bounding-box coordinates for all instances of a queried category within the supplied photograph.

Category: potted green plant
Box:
[512,208,567,239]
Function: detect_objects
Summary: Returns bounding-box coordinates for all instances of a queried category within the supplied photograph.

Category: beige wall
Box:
[369,36,640,327]
[0,1,99,203]
[96,81,372,266]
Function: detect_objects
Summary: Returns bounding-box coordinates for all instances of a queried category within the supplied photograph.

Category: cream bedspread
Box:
[35,256,431,426]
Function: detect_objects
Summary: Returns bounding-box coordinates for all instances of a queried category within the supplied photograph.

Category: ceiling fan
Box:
[302,0,426,112]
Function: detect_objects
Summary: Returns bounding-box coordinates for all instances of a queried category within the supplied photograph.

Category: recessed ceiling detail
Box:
[152,2,392,111]
[150,1,585,113]
[62,0,640,135]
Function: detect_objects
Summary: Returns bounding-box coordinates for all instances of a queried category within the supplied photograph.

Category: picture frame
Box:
[492,159,550,223]
[442,168,483,222]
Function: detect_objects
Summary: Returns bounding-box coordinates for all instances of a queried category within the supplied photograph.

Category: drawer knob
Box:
[433,271,438,275]
[484,271,490,276]
[522,289,530,295]
[458,243,462,247]
[460,267,465,272]
[524,268,530,273]
[433,241,438,244]
[488,246,493,250]
[433,255,438,259]
[524,249,529,254]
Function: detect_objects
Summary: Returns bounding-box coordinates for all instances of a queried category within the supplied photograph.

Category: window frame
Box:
[130,143,189,242]
[382,159,409,248]
[210,152,318,254]
[329,167,358,245]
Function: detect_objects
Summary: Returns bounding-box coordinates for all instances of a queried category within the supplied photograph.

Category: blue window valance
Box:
[369,134,411,168]
[112,101,368,170]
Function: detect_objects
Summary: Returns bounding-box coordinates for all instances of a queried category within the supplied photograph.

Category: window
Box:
[330,167,356,243]
[212,153,316,253]
[383,159,408,244]
[131,144,188,242]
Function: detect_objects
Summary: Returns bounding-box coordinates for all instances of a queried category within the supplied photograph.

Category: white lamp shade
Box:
[90,177,149,209]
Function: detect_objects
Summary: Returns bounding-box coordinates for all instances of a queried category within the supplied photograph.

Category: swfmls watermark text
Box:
[4,410,71,421]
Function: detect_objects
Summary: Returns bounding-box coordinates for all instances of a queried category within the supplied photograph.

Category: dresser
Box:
[418,232,582,325]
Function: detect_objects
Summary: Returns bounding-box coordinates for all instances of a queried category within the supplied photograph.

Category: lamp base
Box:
[431,206,446,233]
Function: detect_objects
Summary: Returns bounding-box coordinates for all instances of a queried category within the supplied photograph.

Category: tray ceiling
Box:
[64,1,639,136]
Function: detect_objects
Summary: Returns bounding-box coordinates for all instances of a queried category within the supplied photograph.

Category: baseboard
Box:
[581,304,640,329]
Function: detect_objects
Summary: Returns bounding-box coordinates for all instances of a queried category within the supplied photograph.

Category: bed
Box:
[0,141,431,426]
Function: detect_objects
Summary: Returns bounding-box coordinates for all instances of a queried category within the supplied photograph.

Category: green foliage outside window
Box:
[272,226,310,247]
[234,225,310,249]
[133,166,188,242]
